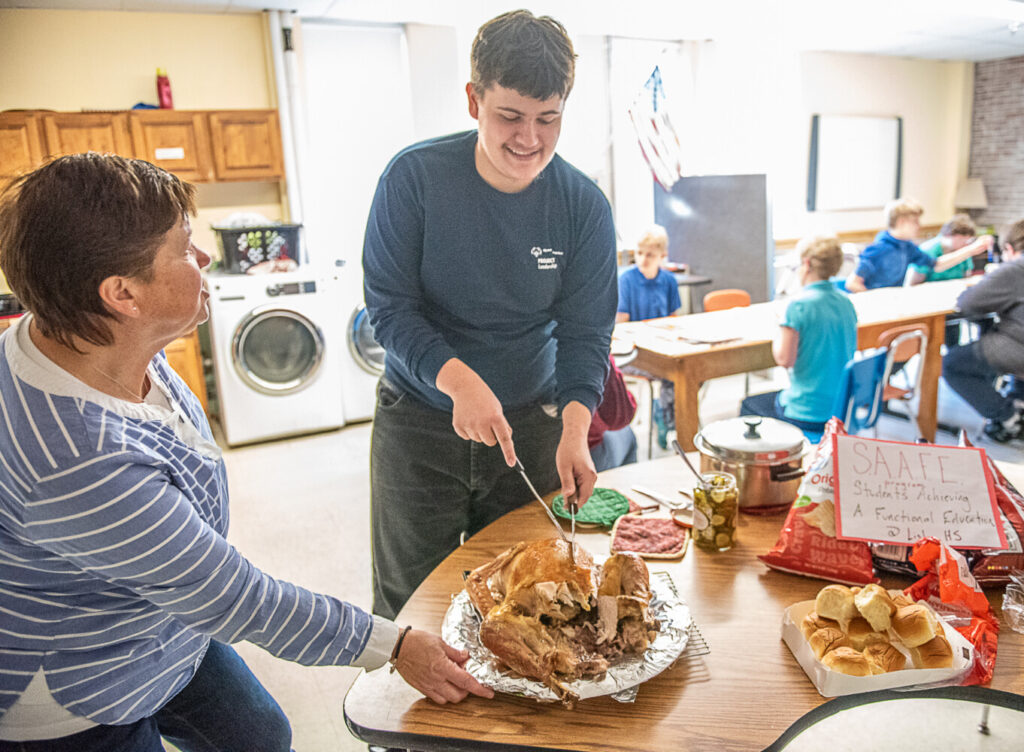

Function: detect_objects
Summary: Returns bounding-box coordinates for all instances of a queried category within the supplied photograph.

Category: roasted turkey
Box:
[465,538,658,705]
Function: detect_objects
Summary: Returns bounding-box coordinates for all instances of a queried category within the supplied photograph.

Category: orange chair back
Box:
[703,288,751,312]
[877,324,928,362]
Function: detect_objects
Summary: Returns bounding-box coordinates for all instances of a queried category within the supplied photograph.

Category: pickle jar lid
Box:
[694,416,808,465]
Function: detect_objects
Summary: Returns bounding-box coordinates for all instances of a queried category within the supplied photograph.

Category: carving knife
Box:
[566,491,578,565]
[514,460,570,547]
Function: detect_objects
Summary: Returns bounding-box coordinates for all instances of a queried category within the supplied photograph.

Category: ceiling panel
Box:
[2,0,1024,61]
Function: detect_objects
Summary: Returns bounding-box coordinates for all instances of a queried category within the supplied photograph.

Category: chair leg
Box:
[647,380,655,460]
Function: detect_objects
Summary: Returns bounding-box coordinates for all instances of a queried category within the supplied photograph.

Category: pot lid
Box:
[695,416,808,464]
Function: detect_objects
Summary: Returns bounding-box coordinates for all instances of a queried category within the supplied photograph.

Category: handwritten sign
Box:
[832,434,1005,549]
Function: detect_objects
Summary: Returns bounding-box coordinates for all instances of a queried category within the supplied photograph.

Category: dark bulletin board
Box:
[653,174,773,310]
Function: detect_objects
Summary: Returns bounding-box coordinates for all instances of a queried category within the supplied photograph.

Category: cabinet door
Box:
[41,112,133,159]
[129,110,215,182]
[0,112,45,181]
[164,328,209,416]
[207,110,285,181]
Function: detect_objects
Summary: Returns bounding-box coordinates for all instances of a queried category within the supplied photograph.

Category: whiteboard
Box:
[807,115,902,211]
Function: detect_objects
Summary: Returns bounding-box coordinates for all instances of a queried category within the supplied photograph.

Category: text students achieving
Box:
[0,154,490,752]
[363,10,618,621]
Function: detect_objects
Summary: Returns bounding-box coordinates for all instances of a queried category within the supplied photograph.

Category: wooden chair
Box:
[876,324,929,431]
[701,289,754,402]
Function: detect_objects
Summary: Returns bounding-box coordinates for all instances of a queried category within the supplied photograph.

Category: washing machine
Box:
[207,271,346,446]
[341,302,384,422]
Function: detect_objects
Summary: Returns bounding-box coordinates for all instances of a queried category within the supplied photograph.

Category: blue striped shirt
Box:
[0,317,391,728]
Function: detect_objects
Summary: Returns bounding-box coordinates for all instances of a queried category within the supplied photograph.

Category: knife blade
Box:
[515,460,570,545]
[566,491,578,564]
[631,484,690,511]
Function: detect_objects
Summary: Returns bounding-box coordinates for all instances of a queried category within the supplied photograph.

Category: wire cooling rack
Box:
[652,570,710,658]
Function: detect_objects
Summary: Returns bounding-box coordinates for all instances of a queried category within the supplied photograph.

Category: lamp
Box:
[954,177,988,210]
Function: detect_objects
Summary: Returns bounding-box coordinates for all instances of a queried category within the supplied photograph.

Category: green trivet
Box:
[552,487,630,527]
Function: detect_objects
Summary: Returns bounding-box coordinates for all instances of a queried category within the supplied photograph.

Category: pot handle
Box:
[770,465,806,482]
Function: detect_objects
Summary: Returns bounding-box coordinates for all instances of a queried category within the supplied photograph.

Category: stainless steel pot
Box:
[693,416,808,514]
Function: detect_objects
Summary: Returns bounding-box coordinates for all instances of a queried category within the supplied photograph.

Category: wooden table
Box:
[343,455,1024,752]
[616,278,973,451]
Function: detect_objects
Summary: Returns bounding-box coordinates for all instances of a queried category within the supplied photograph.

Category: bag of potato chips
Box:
[759,418,877,585]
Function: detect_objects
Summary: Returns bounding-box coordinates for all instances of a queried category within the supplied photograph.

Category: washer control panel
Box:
[266,281,317,297]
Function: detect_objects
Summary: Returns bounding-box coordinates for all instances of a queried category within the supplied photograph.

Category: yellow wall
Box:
[0,8,285,274]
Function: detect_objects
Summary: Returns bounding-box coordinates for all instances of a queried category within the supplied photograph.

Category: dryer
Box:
[207,271,346,446]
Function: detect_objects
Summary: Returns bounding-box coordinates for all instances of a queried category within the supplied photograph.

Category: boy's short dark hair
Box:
[0,152,195,350]
[1002,219,1024,255]
[940,214,976,238]
[470,9,576,101]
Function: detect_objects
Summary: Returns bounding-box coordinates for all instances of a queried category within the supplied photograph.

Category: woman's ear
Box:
[97,276,140,319]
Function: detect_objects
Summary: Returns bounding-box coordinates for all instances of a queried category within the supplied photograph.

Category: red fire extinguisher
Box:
[156,68,173,109]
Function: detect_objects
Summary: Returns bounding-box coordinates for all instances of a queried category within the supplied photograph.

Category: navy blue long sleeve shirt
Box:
[362,131,617,413]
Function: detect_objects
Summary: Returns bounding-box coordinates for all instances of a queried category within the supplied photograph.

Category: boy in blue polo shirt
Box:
[617,225,681,447]
[742,235,857,433]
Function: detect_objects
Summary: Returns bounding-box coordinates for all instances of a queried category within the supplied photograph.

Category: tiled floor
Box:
[211,365,1023,752]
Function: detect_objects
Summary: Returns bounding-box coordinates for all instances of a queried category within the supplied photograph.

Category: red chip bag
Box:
[759,418,877,586]
[961,432,1024,587]
[906,538,999,686]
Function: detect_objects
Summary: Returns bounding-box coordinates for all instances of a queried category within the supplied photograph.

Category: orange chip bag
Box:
[759,418,877,585]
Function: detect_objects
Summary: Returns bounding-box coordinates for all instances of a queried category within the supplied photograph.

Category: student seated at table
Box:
[908,214,994,286]
[846,198,989,293]
[616,224,682,449]
[942,219,1024,443]
[741,235,857,434]
[589,354,638,472]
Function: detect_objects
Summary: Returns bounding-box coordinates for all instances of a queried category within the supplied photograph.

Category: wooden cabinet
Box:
[165,328,209,415]
[207,110,284,181]
[0,112,45,183]
[0,109,284,184]
[41,112,133,160]
[129,110,215,182]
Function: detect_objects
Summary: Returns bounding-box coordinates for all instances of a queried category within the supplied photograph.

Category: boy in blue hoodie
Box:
[846,198,988,293]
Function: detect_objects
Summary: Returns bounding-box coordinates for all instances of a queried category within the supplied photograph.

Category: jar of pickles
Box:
[691,471,739,552]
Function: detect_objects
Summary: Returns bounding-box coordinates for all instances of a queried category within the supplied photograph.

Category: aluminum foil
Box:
[441,575,692,704]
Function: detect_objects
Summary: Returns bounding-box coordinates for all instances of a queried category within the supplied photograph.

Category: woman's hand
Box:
[392,629,494,704]
[436,358,516,466]
[555,401,597,507]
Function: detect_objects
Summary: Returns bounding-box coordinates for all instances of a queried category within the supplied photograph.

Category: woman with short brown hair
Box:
[0,153,489,752]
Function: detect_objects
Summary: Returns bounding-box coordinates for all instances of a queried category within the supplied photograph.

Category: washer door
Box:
[348,305,385,376]
[232,306,325,395]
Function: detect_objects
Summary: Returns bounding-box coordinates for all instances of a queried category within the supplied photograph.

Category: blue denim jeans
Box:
[370,379,563,620]
[0,641,291,752]
[943,341,1015,421]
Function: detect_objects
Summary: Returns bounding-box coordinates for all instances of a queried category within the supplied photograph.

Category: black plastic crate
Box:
[212,224,302,273]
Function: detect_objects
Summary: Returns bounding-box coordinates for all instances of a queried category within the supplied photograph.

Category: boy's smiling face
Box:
[467,83,564,193]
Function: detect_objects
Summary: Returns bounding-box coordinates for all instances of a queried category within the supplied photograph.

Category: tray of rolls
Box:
[781,583,973,697]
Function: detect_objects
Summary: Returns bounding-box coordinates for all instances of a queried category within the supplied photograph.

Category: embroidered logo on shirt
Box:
[531,246,563,270]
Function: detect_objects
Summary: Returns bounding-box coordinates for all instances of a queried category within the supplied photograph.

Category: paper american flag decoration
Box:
[628,66,684,190]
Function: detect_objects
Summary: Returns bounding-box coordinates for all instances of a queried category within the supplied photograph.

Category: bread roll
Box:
[808,627,849,660]
[815,584,858,627]
[888,589,915,608]
[891,604,941,648]
[821,646,871,676]
[909,635,953,669]
[854,583,896,632]
[845,617,887,650]
[800,611,839,640]
[863,641,906,674]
